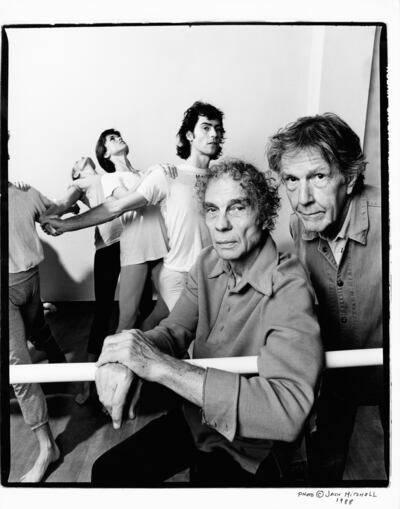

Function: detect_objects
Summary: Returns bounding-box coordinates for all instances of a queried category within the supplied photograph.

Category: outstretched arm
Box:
[40,187,82,218]
[41,190,149,234]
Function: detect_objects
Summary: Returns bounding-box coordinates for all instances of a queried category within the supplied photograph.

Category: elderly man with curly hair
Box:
[90,158,324,487]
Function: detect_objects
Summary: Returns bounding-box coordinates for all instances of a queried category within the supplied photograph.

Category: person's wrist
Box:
[62,218,74,232]
[156,353,185,386]
[147,351,171,384]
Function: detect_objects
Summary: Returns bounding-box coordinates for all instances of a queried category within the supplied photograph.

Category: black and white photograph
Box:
[1,1,399,507]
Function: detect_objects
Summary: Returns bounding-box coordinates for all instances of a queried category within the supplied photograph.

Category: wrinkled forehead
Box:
[281,146,337,174]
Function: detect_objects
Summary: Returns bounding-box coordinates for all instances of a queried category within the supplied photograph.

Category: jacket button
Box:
[337,280,344,287]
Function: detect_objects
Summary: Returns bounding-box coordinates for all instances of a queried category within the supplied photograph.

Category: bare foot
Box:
[20,442,60,482]
[75,381,91,405]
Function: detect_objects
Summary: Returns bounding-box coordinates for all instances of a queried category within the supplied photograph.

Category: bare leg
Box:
[142,260,169,330]
[117,263,148,332]
[20,423,60,482]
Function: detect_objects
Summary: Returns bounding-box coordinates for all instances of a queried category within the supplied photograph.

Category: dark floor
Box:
[6,302,388,484]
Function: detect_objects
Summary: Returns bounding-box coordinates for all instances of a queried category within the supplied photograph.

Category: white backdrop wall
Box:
[6,24,379,300]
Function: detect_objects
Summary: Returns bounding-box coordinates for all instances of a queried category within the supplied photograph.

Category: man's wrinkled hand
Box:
[96,329,165,383]
[95,363,136,429]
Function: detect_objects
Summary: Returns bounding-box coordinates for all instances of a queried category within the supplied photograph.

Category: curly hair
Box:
[176,101,225,160]
[196,158,280,231]
[96,129,129,173]
[266,113,366,188]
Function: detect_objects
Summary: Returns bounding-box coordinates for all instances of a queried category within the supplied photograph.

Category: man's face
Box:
[204,174,263,265]
[281,148,355,234]
[74,157,96,179]
[187,115,223,158]
[104,132,128,158]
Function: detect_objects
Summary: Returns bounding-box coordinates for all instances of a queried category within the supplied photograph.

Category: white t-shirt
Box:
[103,171,168,266]
[9,185,49,273]
[137,164,211,272]
[70,174,122,250]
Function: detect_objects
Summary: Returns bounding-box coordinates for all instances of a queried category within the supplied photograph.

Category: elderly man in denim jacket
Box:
[267,112,386,482]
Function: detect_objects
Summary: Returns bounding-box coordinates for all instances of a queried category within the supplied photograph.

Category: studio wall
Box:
[6,24,379,300]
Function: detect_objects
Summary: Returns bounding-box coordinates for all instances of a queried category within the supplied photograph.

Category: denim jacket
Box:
[290,185,382,352]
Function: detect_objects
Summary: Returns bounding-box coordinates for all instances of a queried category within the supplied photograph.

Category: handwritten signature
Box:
[297,490,378,504]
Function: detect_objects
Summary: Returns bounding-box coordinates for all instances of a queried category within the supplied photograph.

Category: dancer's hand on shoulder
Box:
[160,163,178,179]
[13,180,31,191]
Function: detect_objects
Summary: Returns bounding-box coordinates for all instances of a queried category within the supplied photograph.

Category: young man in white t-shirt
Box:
[42,101,225,319]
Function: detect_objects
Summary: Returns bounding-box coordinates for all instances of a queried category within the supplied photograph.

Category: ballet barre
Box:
[9,348,383,384]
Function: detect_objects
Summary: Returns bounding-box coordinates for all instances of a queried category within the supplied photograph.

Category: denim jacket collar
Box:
[207,234,277,296]
[301,191,369,246]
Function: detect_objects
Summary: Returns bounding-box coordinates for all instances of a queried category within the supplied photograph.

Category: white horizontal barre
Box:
[9,348,383,385]
[324,348,383,369]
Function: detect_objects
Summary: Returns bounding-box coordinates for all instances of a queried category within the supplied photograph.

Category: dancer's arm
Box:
[41,163,174,235]
[41,190,149,234]
[40,187,82,218]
